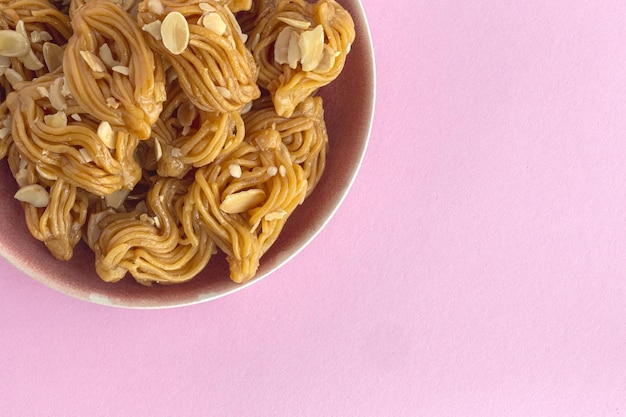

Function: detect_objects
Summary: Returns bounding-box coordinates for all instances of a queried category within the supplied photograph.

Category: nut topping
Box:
[97,121,116,148]
[80,50,106,72]
[161,12,190,55]
[298,25,324,71]
[220,188,266,213]
[14,184,50,208]
[0,30,30,57]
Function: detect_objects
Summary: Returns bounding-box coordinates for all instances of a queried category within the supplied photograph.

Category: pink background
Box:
[1,0,626,415]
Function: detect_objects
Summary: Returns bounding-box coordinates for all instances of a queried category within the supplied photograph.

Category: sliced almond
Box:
[264,209,287,221]
[0,55,10,68]
[99,43,119,68]
[43,111,67,128]
[274,26,295,65]
[97,121,116,148]
[31,30,53,43]
[14,167,29,187]
[148,0,164,14]
[287,30,301,69]
[142,20,162,40]
[278,165,287,177]
[241,101,253,114]
[70,113,82,122]
[314,44,336,73]
[201,12,227,35]
[0,30,30,57]
[80,50,106,72]
[36,86,49,98]
[112,65,130,75]
[177,100,196,127]
[139,212,156,226]
[216,86,232,100]
[79,147,93,163]
[35,165,57,181]
[49,76,67,112]
[277,16,311,30]
[104,188,130,209]
[298,25,325,72]
[106,97,119,109]
[228,163,242,178]
[161,12,189,55]
[266,166,278,176]
[14,184,49,208]
[61,76,72,97]
[154,137,162,161]
[249,32,260,52]
[198,3,217,12]
[220,188,266,213]
[19,49,44,71]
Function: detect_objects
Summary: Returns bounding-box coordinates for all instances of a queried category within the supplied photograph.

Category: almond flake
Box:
[228,163,242,178]
[36,86,49,98]
[249,32,260,52]
[112,65,130,75]
[277,16,311,30]
[14,184,49,207]
[314,44,336,72]
[14,167,29,187]
[4,67,23,87]
[201,12,227,35]
[154,137,162,161]
[61,77,72,97]
[70,113,82,122]
[80,50,106,72]
[241,101,253,114]
[0,55,10,68]
[49,76,67,112]
[97,121,116,148]
[216,86,232,99]
[35,165,57,181]
[142,20,162,40]
[298,25,325,72]
[220,188,266,213]
[104,188,130,209]
[267,166,278,176]
[99,43,119,68]
[140,212,156,226]
[0,29,30,57]
[148,0,164,14]
[279,165,287,177]
[31,30,53,43]
[287,30,300,69]
[264,209,287,221]
[79,147,93,163]
[161,12,189,55]
[274,26,295,65]
[19,49,44,71]
[177,101,196,127]
[106,97,119,109]
[198,3,216,12]
[43,42,64,73]
[43,111,67,128]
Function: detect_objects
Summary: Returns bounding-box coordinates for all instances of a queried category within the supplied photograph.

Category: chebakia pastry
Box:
[244,0,355,117]
[0,0,354,285]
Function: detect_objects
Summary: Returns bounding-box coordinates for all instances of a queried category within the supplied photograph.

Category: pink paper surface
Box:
[1,0,626,415]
